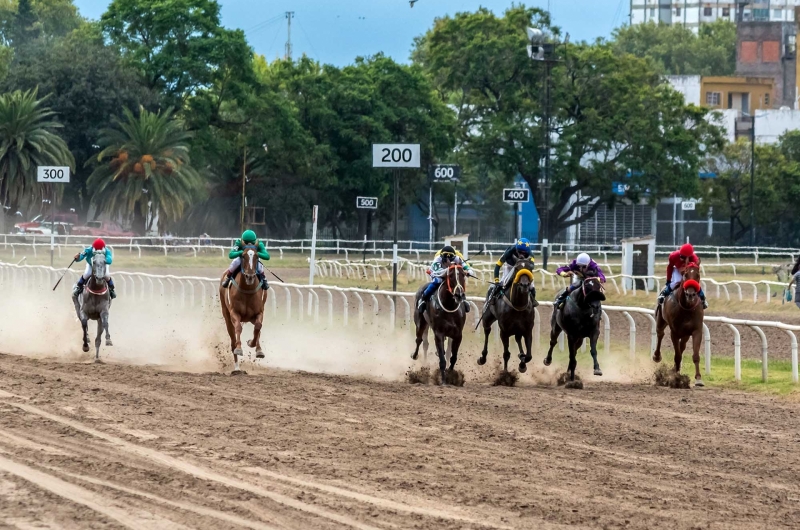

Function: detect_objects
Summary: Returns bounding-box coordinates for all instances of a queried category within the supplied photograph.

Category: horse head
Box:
[445,264,467,303]
[511,258,535,291]
[240,245,258,286]
[581,276,606,318]
[682,263,702,307]
[91,252,107,286]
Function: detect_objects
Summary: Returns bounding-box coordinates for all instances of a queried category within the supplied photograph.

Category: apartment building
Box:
[631,1,799,31]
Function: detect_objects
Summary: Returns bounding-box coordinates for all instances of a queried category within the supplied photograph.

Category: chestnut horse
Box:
[479,258,536,373]
[653,263,705,386]
[219,245,267,373]
[412,264,468,385]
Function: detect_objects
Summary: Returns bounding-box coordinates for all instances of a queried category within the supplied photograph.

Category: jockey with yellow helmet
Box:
[73,238,116,299]
[417,245,471,314]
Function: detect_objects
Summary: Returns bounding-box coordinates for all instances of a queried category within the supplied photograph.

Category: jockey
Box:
[658,243,707,309]
[222,230,270,290]
[489,238,538,306]
[554,253,606,309]
[417,245,471,314]
[73,238,115,299]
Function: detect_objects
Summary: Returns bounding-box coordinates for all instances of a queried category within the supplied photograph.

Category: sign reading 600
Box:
[37,166,71,183]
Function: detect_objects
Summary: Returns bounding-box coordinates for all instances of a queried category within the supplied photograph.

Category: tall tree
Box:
[87,107,203,235]
[0,88,74,232]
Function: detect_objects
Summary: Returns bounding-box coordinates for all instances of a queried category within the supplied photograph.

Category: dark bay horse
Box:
[544,274,606,384]
[479,258,536,373]
[220,245,268,373]
[653,263,705,386]
[72,252,112,362]
[412,264,468,385]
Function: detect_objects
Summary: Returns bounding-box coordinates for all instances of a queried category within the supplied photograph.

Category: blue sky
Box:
[73,0,628,66]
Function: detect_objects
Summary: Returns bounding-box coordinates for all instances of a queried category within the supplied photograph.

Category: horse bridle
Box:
[436,264,465,313]
[581,277,605,298]
[240,245,258,285]
[678,266,702,310]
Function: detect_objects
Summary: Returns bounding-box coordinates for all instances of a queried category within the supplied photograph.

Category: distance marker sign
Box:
[356,196,378,209]
[503,188,530,203]
[429,164,461,182]
[372,144,420,168]
[37,166,70,183]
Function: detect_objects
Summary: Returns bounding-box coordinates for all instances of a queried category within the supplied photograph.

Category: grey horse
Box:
[72,252,112,361]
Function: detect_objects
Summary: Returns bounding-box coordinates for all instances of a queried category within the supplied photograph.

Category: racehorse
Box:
[479,258,536,373]
[219,245,268,373]
[544,274,606,384]
[72,252,112,362]
[412,264,468,385]
[653,263,705,386]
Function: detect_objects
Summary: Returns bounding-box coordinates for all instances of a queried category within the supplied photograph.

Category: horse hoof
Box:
[233,348,243,358]
[411,352,419,361]
[82,345,90,353]
[524,355,533,363]
[106,340,113,347]
[518,362,527,374]
[594,369,603,376]
[231,370,247,376]
[93,358,103,364]
[564,380,584,390]
[694,379,705,387]
[256,351,265,359]
[477,356,487,366]
[543,357,552,367]
[652,352,662,363]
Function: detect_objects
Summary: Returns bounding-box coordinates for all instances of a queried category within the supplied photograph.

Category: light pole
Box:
[749,114,755,247]
[240,143,268,234]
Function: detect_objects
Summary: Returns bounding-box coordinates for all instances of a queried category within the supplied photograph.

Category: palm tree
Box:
[0,89,74,232]
[87,107,204,235]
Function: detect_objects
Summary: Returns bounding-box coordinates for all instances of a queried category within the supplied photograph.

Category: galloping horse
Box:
[653,263,705,386]
[72,252,112,362]
[479,258,536,373]
[412,264,468,385]
[219,245,268,373]
[544,274,606,384]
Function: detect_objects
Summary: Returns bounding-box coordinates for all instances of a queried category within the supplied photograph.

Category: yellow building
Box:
[701,76,774,113]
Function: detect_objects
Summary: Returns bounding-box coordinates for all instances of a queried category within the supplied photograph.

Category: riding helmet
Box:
[92,238,105,250]
[679,243,694,257]
[576,253,591,266]
[515,238,531,253]
[441,245,456,257]
[242,229,257,243]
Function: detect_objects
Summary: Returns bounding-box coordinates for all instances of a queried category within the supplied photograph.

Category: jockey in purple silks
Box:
[554,253,606,309]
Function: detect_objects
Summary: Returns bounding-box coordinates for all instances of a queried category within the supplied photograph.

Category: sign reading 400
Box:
[503,188,530,203]
[37,166,71,183]
[372,144,420,168]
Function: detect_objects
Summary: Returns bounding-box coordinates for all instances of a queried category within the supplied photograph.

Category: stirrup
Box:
[72,284,83,296]
[261,280,270,291]
[702,299,708,309]
[417,300,427,313]
[109,288,117,300]
[222,275,232,288]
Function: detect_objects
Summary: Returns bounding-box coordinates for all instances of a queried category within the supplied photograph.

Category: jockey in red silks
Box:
[73,238,116,299]
[658,243,707,309]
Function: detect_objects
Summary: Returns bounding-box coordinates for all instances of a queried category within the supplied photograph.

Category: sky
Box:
[72,0,629,66]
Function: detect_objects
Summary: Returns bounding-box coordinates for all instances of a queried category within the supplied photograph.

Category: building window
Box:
[753,8,769,21]
[764,93,770,106]
[706,92,721,106]
[650,8,655,17]
[773,9,782,20]
[703,7,712,17]
[740,41,758,63]
[722,7,730,17]
[675,7,681,17]
[763,41,780,62]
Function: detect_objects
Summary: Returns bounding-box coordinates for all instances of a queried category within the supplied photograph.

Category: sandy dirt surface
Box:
[1,354,799,530]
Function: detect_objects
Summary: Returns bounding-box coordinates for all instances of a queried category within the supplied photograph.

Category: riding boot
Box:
[699,289,708,309]
[462,300,471,313]
[73,276,86,297]
[418,283,437,314]
[555,289,569,310]
[529,286,540,308]
[657,285,671,305]
[108,278,117,299]
[221,272,233,288]
[257,271,270,291]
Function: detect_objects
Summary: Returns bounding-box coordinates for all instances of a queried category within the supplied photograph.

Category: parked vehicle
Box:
[70,221,137,238]
[13,213,78,235]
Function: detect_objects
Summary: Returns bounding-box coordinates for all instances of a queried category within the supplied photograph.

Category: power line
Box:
[244,14,284,34]
[297,19,321,61]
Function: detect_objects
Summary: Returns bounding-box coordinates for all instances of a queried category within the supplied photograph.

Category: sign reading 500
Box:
[37,166,71,183]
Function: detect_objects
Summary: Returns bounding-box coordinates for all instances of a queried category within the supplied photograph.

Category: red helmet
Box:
[92,238,106,250]
[679,243,694,258]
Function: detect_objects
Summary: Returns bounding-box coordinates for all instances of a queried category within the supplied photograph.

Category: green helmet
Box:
[241,229,257,243]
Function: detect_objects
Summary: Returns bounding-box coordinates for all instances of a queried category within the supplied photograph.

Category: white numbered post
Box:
[37,166,71,267]
[372,144,421,168]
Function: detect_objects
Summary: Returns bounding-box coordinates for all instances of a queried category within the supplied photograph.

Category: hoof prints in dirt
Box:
[556,372,582,387]
[492,371,519,387]
[653,365,691,389]
[406,367,465,386]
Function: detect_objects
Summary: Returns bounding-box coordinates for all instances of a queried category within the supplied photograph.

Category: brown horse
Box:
[219,245,268,373]
[479,258,536,373]
[653,263,704,386]
[412,264,468,385]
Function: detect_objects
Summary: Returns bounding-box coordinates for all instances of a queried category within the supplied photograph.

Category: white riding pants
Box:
[81,262,111,280]
[228,257,264,275]
[669,268,683,289]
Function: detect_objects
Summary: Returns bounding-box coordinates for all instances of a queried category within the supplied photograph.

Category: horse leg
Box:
[567,337,579,382]
[412,317,428,361]
[590,327,602,376]
[81,316,89,353]
[102,311,112,347]
[478,322,491,366]
[500,332,511,373]
[544,317,561,367]
[448,334,462,373]
[670,331,684,374]
[94,320,103,363]
[519,329,533,373]
[692,330,704,387]
[249,312,265,359]
[231,313,244,372]
[653,307,667,363]
[434,333,447,385]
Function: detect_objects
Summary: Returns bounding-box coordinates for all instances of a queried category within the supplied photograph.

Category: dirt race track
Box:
[1,355,799,529]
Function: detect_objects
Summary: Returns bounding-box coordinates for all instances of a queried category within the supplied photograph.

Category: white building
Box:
[631,1,798,31]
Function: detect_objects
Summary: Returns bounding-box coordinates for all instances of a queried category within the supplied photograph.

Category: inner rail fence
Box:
[1,262,797,385]
[2,234,798,267]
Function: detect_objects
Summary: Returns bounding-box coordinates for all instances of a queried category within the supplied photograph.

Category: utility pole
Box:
[285,11,294,60]
[240,145,247,234]
[750,114,756,246]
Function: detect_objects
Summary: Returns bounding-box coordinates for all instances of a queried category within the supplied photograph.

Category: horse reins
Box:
[436,265,465,313]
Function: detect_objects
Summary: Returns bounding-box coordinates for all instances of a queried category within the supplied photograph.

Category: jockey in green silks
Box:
[222,230,270,290]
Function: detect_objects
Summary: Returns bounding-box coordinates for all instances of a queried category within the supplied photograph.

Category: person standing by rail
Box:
[788,255,800,310]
